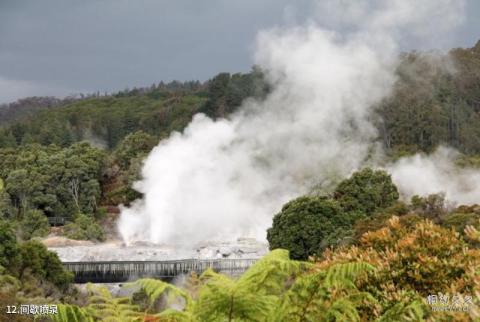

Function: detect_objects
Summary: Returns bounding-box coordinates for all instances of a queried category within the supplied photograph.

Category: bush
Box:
[95,206,108,220]
[0,219,19,270]
[19,209,50,240]
[64,213,105,241]
[0,179,15,219]
[18,240,73,290]
[410,193,447,221]
[114,131,156,169]
[334,168,399,215]
[318,217,480,320]
[267,196,357,260]
[321,217,477,296]
[352,201,412,241]
[442,212,480,233]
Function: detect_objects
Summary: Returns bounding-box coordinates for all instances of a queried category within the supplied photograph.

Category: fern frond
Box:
[200,267,234,285]
[274,261,376,321]
[135,278,193,311]
[49,304,94,322]
[325,298,361,322]
[274,272,326,321]
[344,291,377,306]
[155,308,195,321]
[196,266,278,321]
[238,249,307,295]
[84,283,142,321]
[324,262,375,288]
[377,300,427,322]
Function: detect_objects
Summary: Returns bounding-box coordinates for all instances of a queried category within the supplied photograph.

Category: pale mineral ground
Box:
[46,237,269,262]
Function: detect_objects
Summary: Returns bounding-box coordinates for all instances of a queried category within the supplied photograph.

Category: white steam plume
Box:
[388,147,480,205]
[119,0,468,245]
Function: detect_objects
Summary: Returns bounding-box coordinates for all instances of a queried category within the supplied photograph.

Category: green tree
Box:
[20,132,35,145]
[0,219,19,270]
[19,209,49,240]
[267,196,353,260]
[0,179,14,219]
[0,142,105,219]
[114,130,156,169]
[410,193,447,222]
[18,240,73,290]
[64,213,105,241]
[0,130,17,148]
[334,168,399,215]
[5,169,40,214]
[201,72,231,118]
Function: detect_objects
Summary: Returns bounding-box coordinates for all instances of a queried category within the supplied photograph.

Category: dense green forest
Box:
[379,42,480,155]
[0,42,480,321]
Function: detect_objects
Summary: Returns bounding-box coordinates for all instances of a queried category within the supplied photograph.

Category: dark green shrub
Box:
[114,131,156,169]
[410,193,447,221]
[19,209,49,240]
[18,240,73,290]
[334,168,399,215]
[267,196,359,260]
[0,219,19,270]
[64,213,105,241]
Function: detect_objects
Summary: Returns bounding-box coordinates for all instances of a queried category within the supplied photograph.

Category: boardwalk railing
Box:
[63,258,258,283]
[48,217,65,226]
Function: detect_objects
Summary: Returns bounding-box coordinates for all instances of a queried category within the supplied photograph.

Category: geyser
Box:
[119,0,473,246]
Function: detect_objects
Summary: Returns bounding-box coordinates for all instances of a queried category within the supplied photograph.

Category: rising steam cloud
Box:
[388,147,480,205]
[119,0,471,245]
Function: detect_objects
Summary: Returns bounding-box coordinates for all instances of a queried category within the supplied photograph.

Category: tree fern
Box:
[324,298,361,322]
[135,261,289,322]
[180,249,304,321]
[195,268,277,321]
[85,283,141,322]
[274,271,328,321]
[324,262,375,289]
[47,304,94,322]
[134,278,193,311]
[274,262,375,321]
[376,300,427,322]
[154,308,194,321]
[237,249,307,295]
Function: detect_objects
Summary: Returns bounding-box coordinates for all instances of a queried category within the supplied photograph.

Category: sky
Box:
[0,0,479,104]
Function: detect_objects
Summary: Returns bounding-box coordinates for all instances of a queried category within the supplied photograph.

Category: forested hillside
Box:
[0,70,267,149]
[379,41,480,155]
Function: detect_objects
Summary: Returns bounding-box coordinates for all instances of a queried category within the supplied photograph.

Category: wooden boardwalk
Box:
[63,258,258,283]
